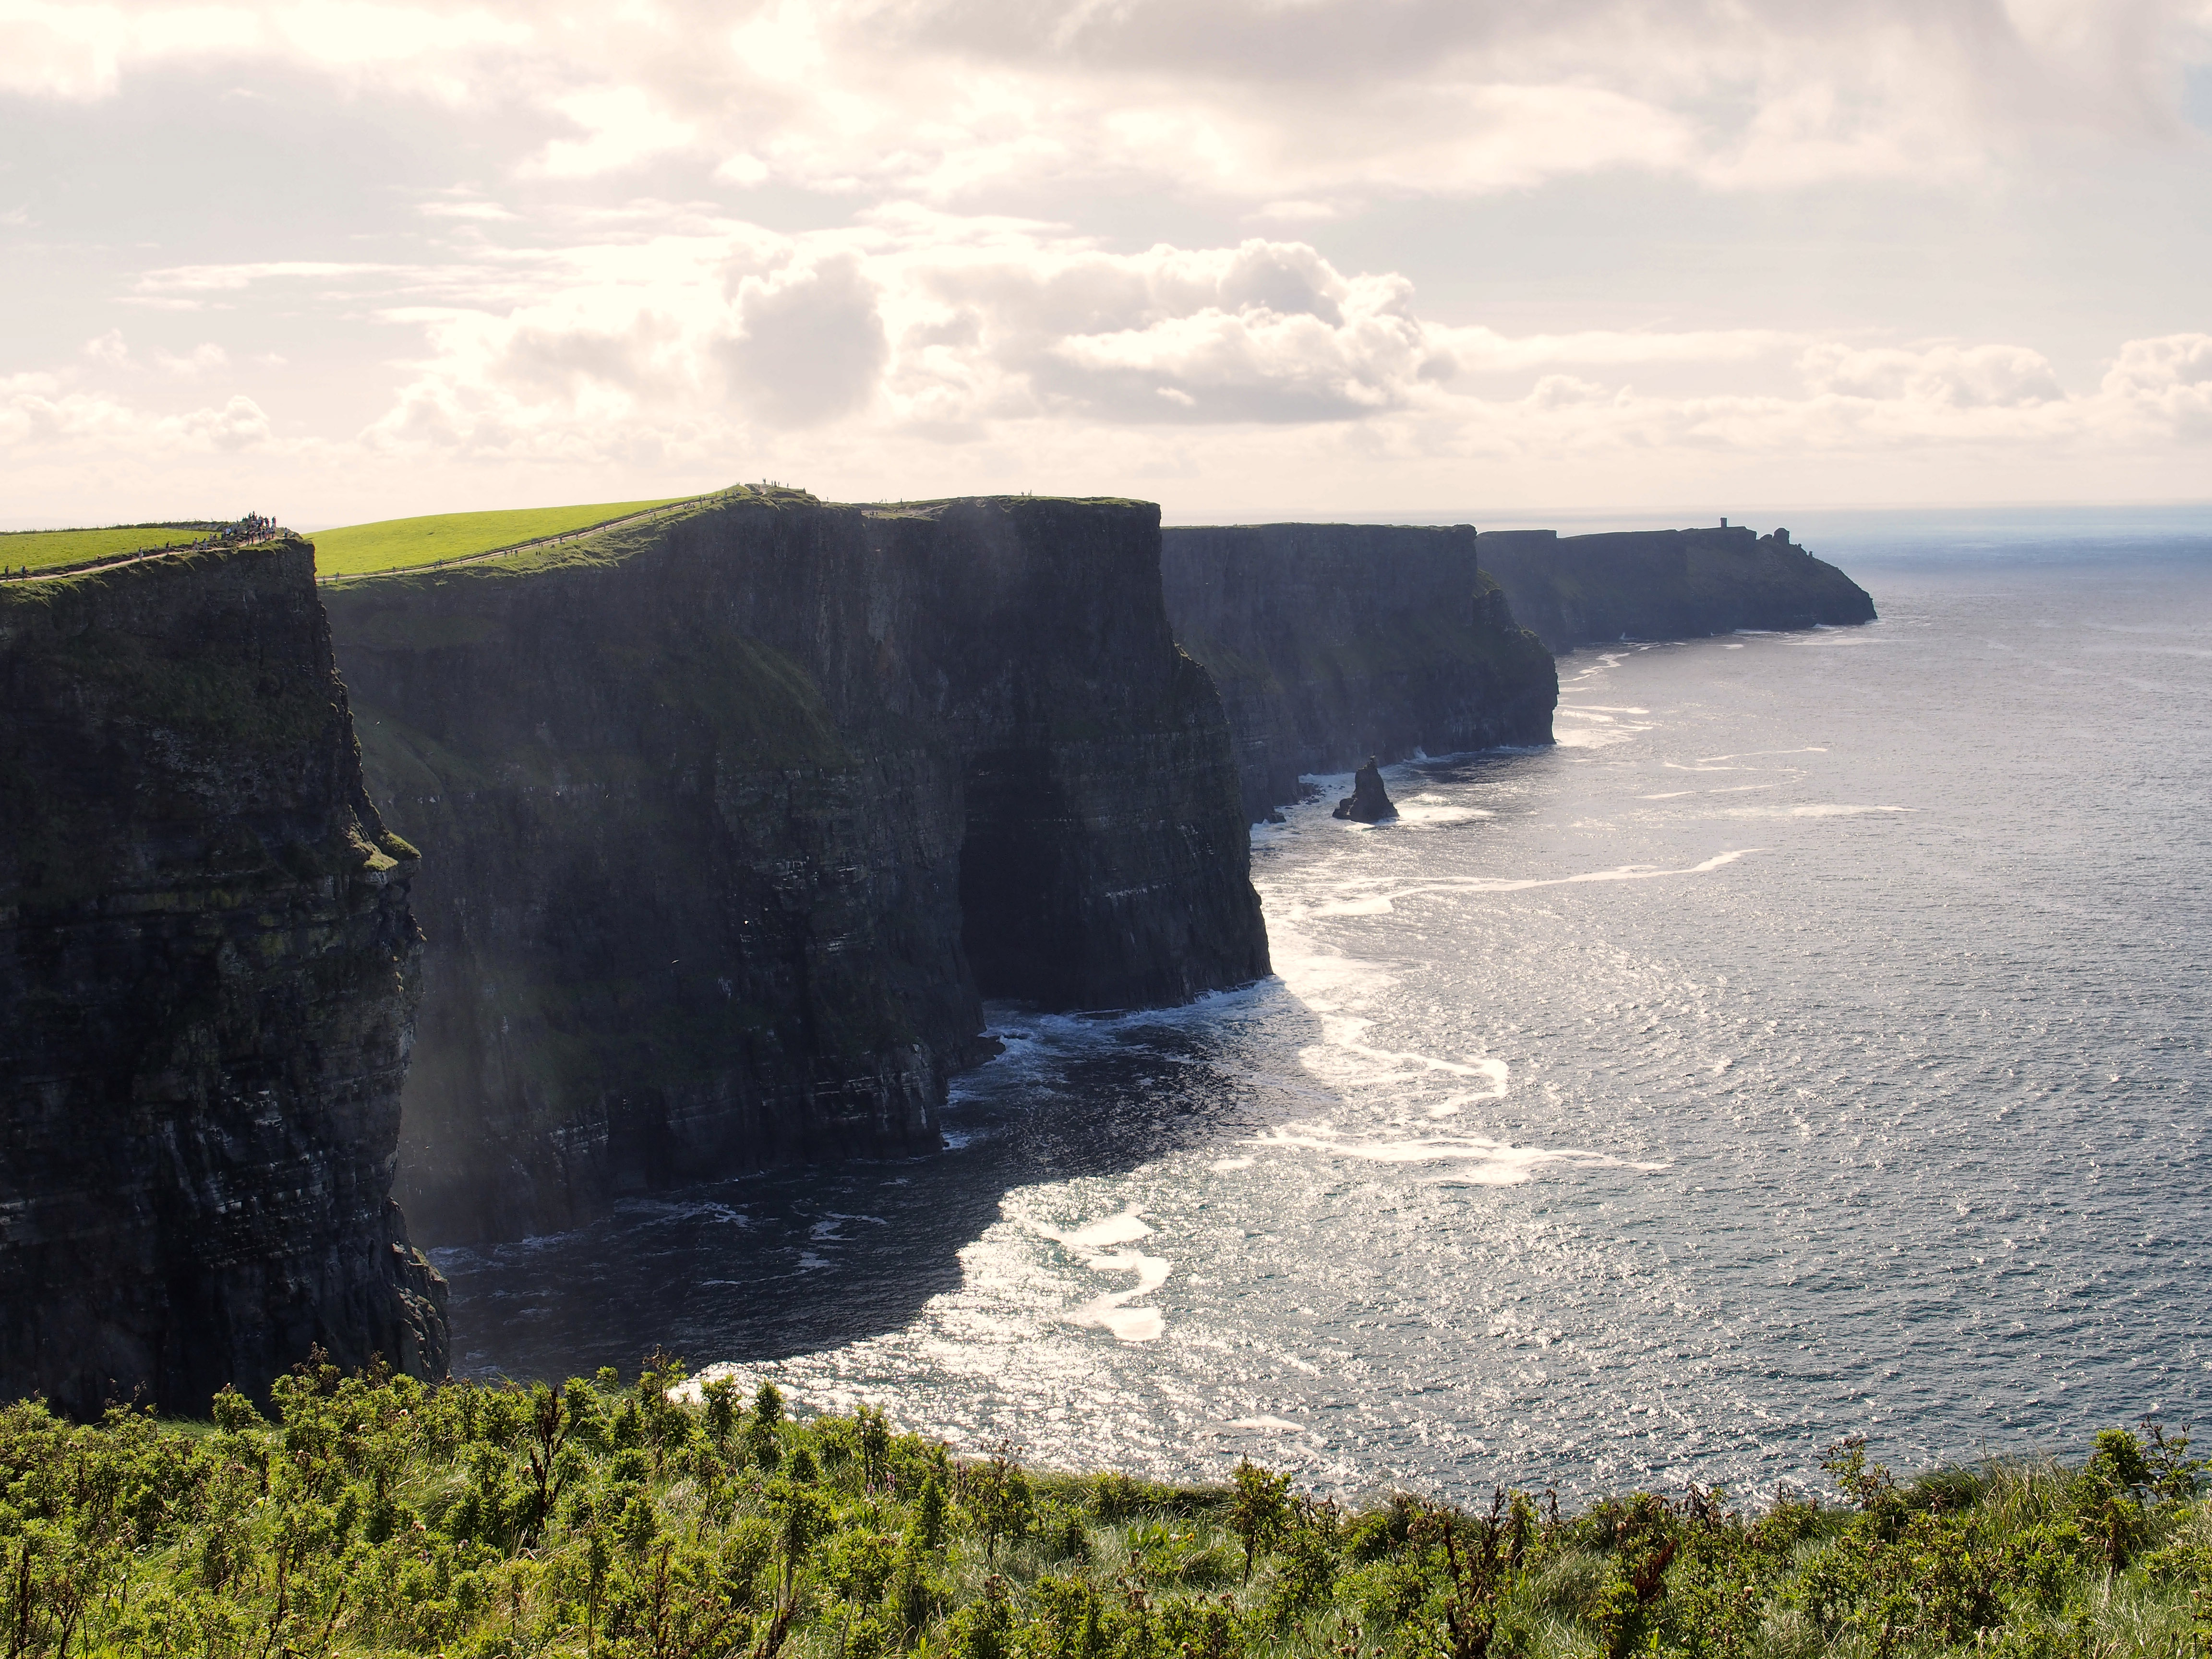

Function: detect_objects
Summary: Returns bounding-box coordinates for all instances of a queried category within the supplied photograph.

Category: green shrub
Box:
[0,1352,2200,1659]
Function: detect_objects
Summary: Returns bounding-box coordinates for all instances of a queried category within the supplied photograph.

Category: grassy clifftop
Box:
[311,497,701,579]
[2,1357,2204,1658]
[0,523,220,575]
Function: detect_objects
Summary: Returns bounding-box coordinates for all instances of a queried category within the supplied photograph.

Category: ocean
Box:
[435,521,2212,1502]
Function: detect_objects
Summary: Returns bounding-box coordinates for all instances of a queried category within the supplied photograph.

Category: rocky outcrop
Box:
[1475,524,1876,654]
[0,541,446,1416]
[1159,522,1556,822]
[1332,759,1397,824]
[323,490,1269,1246]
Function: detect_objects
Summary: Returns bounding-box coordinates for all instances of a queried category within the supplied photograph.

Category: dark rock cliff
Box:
[1159,523,1557,822]
[0,541,446,1416]
[322,491,1269,1246]
[1475,524,1876,654]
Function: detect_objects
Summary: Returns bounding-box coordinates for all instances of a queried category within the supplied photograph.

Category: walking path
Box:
[0,530,284,585]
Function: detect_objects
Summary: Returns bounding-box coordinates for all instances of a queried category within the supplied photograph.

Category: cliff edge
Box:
[1476,524,1876,653]
[1160,523,1556,822]
[324,491,1269,1245]
[0,541,446,1415]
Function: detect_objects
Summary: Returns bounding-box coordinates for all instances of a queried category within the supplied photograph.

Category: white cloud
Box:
[4,0,2207,204]
[1,381,271,453]
[83,329,131,368]
[529,84,701,179]
[145,219,2186,488]
[720,254,889,425]
[154,342,232,376]
[1800,342,2067,408]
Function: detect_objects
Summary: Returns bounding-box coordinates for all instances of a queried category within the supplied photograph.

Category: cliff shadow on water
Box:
[433,986,1316,1379]
[322,490,1271,1250]
[0,540,446,1416]
[1160,522,1558,823]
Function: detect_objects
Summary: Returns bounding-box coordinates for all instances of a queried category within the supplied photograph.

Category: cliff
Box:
[1159,523,1556,821]
[1475,524,1876,653]
[322,490,1269,1246]
[0,540,446,1416]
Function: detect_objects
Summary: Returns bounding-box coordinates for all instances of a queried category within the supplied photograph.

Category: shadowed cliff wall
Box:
[0,541,447,1415]
[1159,523,1557,822]
[1476,525,1876,653]
[324,491,1269,1246]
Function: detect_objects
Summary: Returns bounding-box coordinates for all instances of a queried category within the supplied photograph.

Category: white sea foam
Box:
[1250,1123,1662,1182]
[1039,1208,1154,1250]
[1279,849,1762,921]
[1395,801,1484,825]
[1068,1248,1171,1343]
[1723,804,1912,818]
[1211,1156,1255,1172]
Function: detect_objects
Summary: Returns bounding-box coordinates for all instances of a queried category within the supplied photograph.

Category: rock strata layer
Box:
[323,491,1270,1246]
[1160,523,1556,822]
[0,541,446,1415]
[1475,525,1876,653]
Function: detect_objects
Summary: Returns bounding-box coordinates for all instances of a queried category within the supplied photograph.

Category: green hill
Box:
[311,497,698,579]
[0,523,216,575]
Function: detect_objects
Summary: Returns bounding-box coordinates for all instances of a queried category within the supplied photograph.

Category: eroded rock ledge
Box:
[1160,522,1557,823]
[324,491,1270,1246]
[0,541,445,1415]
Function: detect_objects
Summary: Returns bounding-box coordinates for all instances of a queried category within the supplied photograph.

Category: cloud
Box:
[154,342,232,376]
[83,329,131,368]
[4,0,2208,205]
[1,381,270,452]
[529,84,701,179]
[14,207,2212,516]
[2100,332,2212,437]
[305,219,2212,468]
[1800,342,2067,408]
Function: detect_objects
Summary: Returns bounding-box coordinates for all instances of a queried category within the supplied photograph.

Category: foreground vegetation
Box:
[0,523,218,573]
[311,499,696,578]
[2,1356,2206,1658]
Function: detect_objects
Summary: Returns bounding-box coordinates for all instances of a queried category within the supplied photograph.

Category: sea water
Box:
[436,527,2212,1500]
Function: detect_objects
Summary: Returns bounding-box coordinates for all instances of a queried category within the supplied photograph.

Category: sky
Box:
[4,0,2212,528]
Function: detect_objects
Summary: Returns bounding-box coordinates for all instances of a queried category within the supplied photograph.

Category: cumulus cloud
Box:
[1800,342,2067,408]
[131,219,2194,478]
[2099,332,2212,437]
[2,380,271,453]
[721,255,889,425]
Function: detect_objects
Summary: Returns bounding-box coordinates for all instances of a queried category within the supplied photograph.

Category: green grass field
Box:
[0,523,216,574]
[312,498,697,578]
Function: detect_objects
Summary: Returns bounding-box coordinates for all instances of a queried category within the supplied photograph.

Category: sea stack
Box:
[1159,522,1555,823]
[1334,757,1397,823]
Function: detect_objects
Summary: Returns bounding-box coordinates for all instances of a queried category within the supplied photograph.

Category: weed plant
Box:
[0,1349,2205,1658]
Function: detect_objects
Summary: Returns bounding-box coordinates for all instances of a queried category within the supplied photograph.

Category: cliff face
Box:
[323,492,1269,1246]
[0,541,446,1416]
[1159,523,1557,821]
[1475,525,1876,654]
